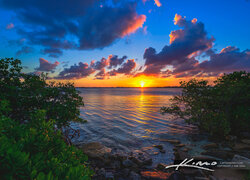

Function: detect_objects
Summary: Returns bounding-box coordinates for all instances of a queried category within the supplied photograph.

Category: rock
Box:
[130,150,152,166]
[157,163,167,170]
[241,139,250,145]
[225,135,237,141]
[201,150,234,160]
[98,168,106,176]
[141,170,172,179]
[233,142,250,151]
[105,171,114,179]
[160,149,166,153]
[80,142,111,159]
[182,148,190,152]
[160,139,180,144]
[202,143,218,150]
[175,144,185,148]
[122,159,135,168]
[231,154,250,169]
[208,175,217,180]
[111,160,121,169]
[153,144,164,150]
[121,168,130,177]
[129,171,141,180]
[167,171,185,180]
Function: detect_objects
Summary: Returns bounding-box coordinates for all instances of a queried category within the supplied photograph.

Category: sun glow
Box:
[140,80,145,87]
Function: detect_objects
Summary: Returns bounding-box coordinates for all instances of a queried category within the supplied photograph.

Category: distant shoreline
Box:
[75,86,181,88]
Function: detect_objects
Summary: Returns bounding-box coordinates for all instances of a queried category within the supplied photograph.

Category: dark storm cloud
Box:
[1,0,146,56]
[56,62,95,79]
[35,58,59,72]
[16,46,34,56]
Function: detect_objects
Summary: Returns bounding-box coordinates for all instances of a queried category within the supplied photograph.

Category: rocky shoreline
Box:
[74,135,250,180]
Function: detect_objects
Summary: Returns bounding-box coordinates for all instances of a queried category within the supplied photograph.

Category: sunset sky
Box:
[0,0,249,87]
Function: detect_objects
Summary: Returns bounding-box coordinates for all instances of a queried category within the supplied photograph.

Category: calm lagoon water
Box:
[72,88,198,164]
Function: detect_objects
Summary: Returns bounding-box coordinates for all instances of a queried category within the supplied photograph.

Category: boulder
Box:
[80,142,111,159]
[175,144,185,148]
[241,139,250,145]
[160,139,180,144]
[231,154,250,169]
[130,150,152,166]
[233,142,250,151]
[157,163,167,170]
[201,150,234,160]
[141,170,172,179]
[122,159,135,168]
[153,144,164,150]
[129,171,141,180]
[202,143,218,150]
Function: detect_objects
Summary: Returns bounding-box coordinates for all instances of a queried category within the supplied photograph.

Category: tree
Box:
[0,58,93,179]
[0,58,84,128]
[161,71,250,137]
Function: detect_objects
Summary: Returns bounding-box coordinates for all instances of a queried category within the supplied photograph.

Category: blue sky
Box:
[0,0,249,86]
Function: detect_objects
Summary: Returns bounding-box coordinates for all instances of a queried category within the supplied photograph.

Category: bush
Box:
[0,58,84,128]
[0,58,93,179]
[161,71,250,137]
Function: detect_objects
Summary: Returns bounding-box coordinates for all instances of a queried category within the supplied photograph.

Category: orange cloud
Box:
[122,15,146,36]
[191,18,197,24]
[154,0,162,7]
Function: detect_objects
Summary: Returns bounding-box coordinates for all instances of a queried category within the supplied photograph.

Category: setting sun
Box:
[140,80,145,87]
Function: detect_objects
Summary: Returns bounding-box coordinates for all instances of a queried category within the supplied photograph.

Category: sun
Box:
[140,80,145,88]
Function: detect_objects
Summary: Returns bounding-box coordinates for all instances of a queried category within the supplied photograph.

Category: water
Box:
[72,87,198,165]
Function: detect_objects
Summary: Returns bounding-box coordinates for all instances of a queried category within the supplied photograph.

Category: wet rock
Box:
[202,143,218,150]
[233,142,250,151]
[167,171,185,180]
[111,160,121,169]
[175,144,185,148]
[153,144,164,150]
[130,150,152,166]
[122,159,135,168]
[160,149,166,153]
[231,154,250,169]
[182,148,190,152]
[105,171,114,179]
[121,168,130,177]
[161,139,180,144]
[141,170,172,179]
[98,168,106,176]
[241,139,250,145]
[201,150,234,160]
[80,142,111,159]
[225,135,237,142]
[208,175,217,180]
[129,171,141,180]
[157,163,167,170]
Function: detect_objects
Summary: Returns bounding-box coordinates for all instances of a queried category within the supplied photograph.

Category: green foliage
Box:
[0,58,93,179]
[0,58,84,128]
[161,71,250,137]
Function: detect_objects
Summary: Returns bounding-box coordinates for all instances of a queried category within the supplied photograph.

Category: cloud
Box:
[57,62,95,79]
[79,3,146,49]
[35,58,59,72]
[199,46,250,73]
[136,14,249,78]
[16,46,34,56]
[154,0,162,7]
[107,55,127,69]
[91,58,109,70]
[109,59,137,76]
[6,23,14,29]
[41,48,63,58]
[1,0,146,55]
